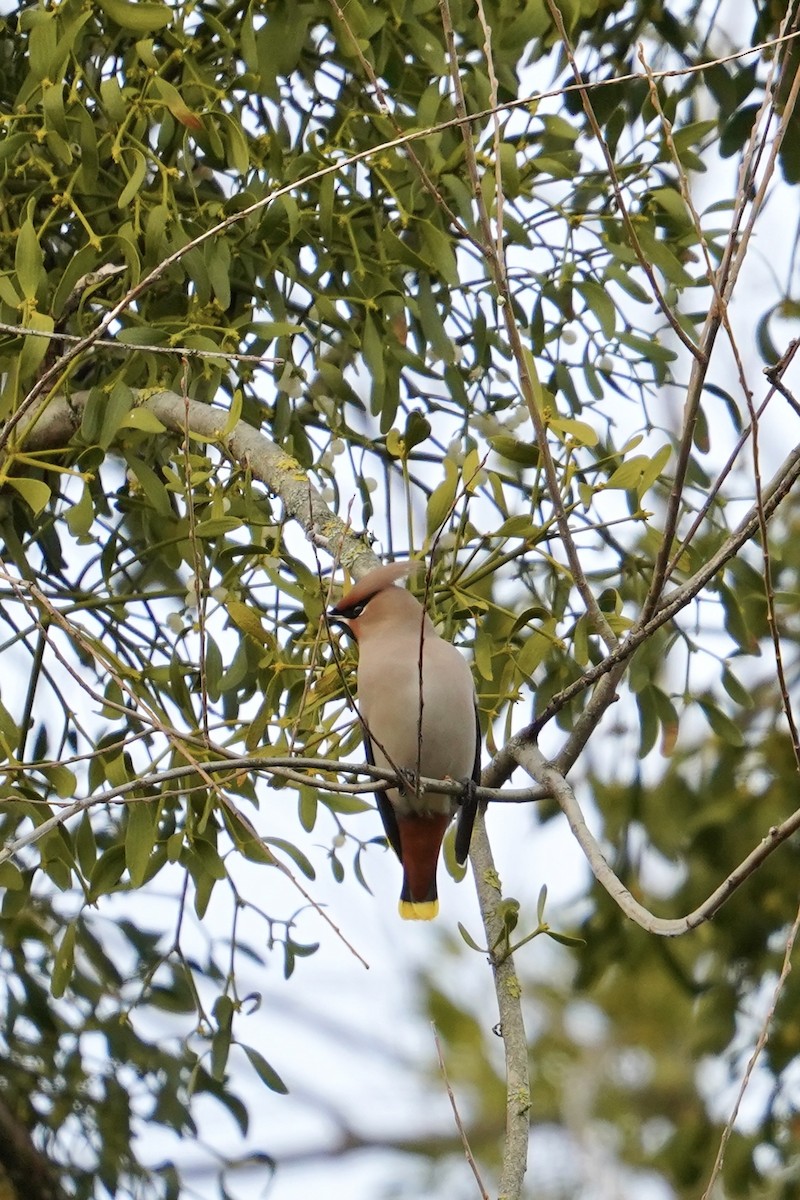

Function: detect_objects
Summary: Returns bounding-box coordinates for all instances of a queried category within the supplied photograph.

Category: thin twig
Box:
[433,1025,491,1200]
[741,383,800,768]
[700,894,800,1200]
[474,0,504,263]
[545,0,701,358]
[438,0,617,653]
[181,364,210,740]
[324,0,483,254]
[516,436,800,742]
[639,40,800,764]
[0,320,282,365]
[640,3,800,622]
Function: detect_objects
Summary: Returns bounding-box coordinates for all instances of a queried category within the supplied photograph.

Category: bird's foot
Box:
[456,776,478,807]
[397,766,422,797]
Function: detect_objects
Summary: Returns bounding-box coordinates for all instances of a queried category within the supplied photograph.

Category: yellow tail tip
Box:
[398,899,439,921]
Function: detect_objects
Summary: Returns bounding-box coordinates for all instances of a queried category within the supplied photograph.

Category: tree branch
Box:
[517,743,800,938]
[15,389,375,578]
[0,1094,67,1200]
[468,808,530,1200]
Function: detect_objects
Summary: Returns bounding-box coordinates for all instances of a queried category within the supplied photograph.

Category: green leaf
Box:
[418,220,458,286]
[6,477,51,516]
[97,0,171,33]
[43,762,77,799]
[227,599,270,645]
[404,410,431,452]
[426,460,458,537]
[15,220,44,300]
[0,861,24,891]
[548,416,599,446]
[636,686,659,757]
[636,444,672,495]
[76,812,97,876]
[88,845,126,900]
[119,408,167,434]
[81,383,133,450]
[123,452,174,516]
[211,995,234,1081]
[151,78,203,132]
[698,698,745,747]
[299,789,317,832]
[516,630,550,680]
[117,148,148,209]
[650,186,692,227]
[125,800,158,887]
[605,455,653,490]
[546,929,585,947]
[577,279,616,339]
[263,837,315,879]
[489,436,540,466]
[18,311,54,383]
[190,836,227,881]
[51,922,77,998]
[417,274,454,363]
[66,482,95,538]
[242,1044,288,1094]
[457,922,485,953]
[100,76,126,123]
[220,804,276,866]
[722,666,753,709]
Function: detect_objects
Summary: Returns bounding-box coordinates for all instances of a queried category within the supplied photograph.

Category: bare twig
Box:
[741,387,800,767]
[474,0,504,263]
[518,743,800,938]
[0,321,282,365]
[700,894,800,1200]
[433,1026,491,1199]
[639,37,800,764]
[181,364,210,740]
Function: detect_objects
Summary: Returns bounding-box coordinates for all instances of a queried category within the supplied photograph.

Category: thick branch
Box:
[15,389,375,578]
[468,809,530,1200]
[0,1094,67,1200]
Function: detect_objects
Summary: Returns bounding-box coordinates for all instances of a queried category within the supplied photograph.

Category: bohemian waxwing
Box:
[330,562,480,919]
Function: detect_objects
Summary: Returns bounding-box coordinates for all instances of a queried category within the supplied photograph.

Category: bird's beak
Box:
[326,611,352,635]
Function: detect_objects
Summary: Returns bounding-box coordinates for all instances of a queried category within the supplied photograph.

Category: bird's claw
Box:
[456,776,478,807]
[397,766,421,796]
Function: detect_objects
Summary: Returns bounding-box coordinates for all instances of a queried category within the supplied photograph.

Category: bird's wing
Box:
[364,733,403,860]
[454,704,481,865]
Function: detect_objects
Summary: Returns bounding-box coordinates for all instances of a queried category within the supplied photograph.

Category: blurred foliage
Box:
[0,0,799,1197]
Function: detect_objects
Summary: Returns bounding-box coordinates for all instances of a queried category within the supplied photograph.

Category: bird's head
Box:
[328,562,421,642]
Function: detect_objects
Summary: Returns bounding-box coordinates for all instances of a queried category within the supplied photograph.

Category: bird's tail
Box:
[396,812,450,921]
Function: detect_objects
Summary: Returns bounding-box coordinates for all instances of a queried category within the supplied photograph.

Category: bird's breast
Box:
[357,636,476,814]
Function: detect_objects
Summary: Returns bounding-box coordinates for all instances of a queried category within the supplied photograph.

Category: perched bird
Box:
[330,562,480,920]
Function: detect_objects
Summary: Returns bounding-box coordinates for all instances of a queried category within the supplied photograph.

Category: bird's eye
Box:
[333,599,368,620]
